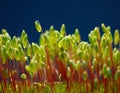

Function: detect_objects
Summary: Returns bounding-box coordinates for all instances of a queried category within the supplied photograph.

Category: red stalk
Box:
[90,68,94,93]
[56,58,68,88]
[118,78,120,93]
[68,68,75,89]
[46,47,54,88]
[1,81,5,93]
[78,68,82,92]
[109,44,115,93]
[109,44,115,76]
[37,69,42,82]
[86,80,88,93]
[104,78,108,93]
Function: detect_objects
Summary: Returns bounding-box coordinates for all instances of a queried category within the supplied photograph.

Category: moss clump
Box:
[0,22,120,93]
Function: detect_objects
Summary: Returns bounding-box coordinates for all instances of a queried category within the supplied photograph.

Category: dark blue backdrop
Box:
[0,0,120,43]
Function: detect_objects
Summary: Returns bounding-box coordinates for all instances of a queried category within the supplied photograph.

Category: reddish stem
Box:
[46,47,54,88]
[104,78,108,93]
[1,81,5,93]
[86,80,88,93]
[118,78,120,93]
[68,69,75,89]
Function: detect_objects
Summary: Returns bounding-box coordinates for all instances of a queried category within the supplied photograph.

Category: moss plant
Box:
[0,22,120,93]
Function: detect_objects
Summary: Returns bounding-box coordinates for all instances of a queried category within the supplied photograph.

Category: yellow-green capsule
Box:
[21,73,27,80]
[82,71,88,81]
[35,20,42,32]
[114,29,119,46]
[74,29,81,43]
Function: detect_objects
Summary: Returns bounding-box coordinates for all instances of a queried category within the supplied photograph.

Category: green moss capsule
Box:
[22,34,28,49]
[21,73,27,80]
[74,29,81,43]
[108,31,113,43]
[113,50,120,64]
[75,60,81,70]
[60,24,66,37]
[114,29,119,46]
[1,45,7,63]
[94,27,100,40]
[103,46,109,58]
[21,30,26,41]
[35,20,42,32]
[115,69,120,81]
[0,35,3,45]
[88,33,93,44]
[25,65,32,75]
[18,44,24,61]
[32,42,40,54]
[92,58,97,66]
[8,47,13,60]
[82,71,88,81]
[15,48,20,61]
[69,59,76,69]
[67,67,71,78]
[50,25,54,33]
[27,44,31,57]
[102,64,111,78]
[101,23,109,34]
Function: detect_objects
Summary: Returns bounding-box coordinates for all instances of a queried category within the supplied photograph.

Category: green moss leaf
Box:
[60,24,66,37]
[27,44,32,57]
[94,27,100,40]
[74,29,81,43]
[22,34,28,49]
[32,42,40,54]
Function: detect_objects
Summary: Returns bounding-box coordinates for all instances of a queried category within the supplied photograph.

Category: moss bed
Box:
[0,21,120,93]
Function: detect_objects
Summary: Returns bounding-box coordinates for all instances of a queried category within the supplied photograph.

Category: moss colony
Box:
[0,22,120,93]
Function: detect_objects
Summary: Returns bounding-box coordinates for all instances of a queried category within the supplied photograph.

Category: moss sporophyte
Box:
[0,22,120,93]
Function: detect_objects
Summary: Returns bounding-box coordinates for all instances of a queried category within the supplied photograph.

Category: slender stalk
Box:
[118,78,120,93]
[46,47,54,89]
[104,78,108,93]
[68,69,75,89]
[1,81,5,93]
[86,80,88,93]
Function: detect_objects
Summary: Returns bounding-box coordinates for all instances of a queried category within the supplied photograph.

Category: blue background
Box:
[0,0,120,43]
